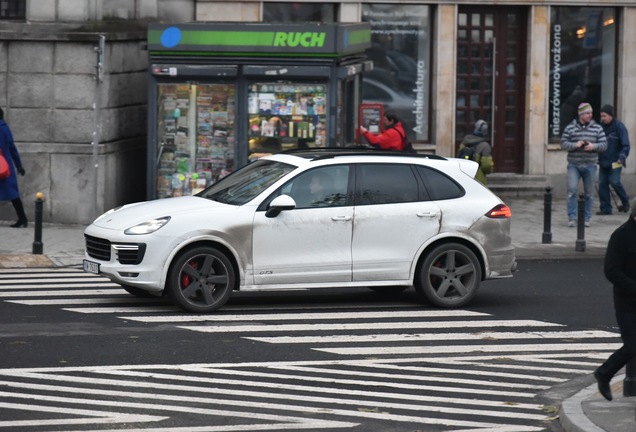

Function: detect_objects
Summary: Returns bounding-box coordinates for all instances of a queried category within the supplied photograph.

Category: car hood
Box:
[91,196,236,230]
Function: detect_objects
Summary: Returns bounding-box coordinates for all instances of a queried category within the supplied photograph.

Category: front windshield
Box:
[198,159,296,205]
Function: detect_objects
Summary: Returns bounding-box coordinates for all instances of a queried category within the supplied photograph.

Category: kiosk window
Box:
[156,83,236,198]
[248,82,328,158]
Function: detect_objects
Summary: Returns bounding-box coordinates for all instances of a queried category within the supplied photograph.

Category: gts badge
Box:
[259,271,273,275]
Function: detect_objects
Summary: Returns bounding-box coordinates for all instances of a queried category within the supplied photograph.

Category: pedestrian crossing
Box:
[0,268,621,431]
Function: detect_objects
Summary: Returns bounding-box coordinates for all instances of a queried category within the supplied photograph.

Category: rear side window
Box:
[356,164,419,205]
[416,165,465,200]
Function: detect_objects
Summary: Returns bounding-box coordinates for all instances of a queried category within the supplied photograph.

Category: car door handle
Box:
[331,215,352,221]
[416,212,438,218]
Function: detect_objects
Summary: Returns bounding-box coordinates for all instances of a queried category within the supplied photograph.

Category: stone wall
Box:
[0,23,148,224]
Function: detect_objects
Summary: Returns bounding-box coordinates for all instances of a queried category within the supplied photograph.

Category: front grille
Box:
[85,235,111,261]
[113,243,146,265]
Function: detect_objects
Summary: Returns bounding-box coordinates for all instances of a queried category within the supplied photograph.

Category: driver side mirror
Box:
[265,194,296,218]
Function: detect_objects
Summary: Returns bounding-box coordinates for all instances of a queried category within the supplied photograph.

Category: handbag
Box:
[0,149,10,180]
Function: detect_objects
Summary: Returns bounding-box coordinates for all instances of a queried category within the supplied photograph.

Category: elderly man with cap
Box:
[597,104,630,215]
[561,102,608,227]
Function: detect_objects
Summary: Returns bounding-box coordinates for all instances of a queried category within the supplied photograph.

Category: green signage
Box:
[148,22,371,57]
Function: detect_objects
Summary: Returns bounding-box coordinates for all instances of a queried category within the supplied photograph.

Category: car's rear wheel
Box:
[121,284,154,298]
[167,246,235,313]
[415,243,481,308]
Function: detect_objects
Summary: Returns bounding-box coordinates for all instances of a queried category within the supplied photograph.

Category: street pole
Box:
[91,35,105,221]
[32,192,44,254]
[542,186,552,244]
[575,193,586,252]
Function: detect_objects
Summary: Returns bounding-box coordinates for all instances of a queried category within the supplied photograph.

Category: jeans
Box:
[567,163,596,221]
[596,309,636,380]
[598,165,629,214]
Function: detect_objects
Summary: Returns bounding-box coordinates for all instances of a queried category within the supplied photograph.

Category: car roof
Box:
[280,147,447,161]
[263,148,480,180]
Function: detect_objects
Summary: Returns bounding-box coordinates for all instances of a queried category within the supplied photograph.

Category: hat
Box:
[600,104,614,117]
[578,102,593,115]
[473,119,488,137]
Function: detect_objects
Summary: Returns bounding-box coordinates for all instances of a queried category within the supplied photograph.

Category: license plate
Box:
[83,259,100,274]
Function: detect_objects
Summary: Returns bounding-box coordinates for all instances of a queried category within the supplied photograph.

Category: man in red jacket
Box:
[359,110,406,151]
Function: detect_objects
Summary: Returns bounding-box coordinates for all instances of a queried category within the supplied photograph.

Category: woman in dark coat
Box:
[0,108,27,227]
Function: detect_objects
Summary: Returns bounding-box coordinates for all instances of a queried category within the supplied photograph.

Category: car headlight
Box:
[124,217,171,235]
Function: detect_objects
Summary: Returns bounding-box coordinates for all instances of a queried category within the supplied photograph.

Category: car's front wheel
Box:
[415,243,481,308]
[167,246,235,313]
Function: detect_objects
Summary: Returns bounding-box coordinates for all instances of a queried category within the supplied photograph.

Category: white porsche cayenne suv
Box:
[83,149,516,313]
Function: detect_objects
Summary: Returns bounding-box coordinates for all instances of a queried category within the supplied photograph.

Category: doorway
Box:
[455,7,527,173]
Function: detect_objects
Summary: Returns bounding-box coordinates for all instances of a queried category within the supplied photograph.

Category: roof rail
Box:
[281,147,447,161]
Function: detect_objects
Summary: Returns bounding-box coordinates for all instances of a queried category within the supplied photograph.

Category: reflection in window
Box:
[549,7,616,140]
[362,4,431,142]
[262,3,337,22]
[356,164,418,205]
[282,166,349,209]
[0,0,25,19]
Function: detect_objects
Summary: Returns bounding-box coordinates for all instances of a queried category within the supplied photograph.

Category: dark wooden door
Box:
[455,7,527,173]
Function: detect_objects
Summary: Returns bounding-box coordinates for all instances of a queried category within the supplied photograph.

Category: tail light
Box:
[486,204,512,219]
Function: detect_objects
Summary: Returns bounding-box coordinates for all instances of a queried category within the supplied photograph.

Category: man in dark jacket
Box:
[597,104,630,215]
[594,197,636,401]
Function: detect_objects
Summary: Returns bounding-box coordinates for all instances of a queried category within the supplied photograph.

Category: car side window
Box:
[355,164,419,205]
[281,165,350,209]
[415,165,465,200]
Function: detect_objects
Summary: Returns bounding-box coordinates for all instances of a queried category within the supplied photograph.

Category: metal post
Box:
[624,358,636,397]
[542,186,552,244]
[32,192,44,254]
[91,34,105,221]
[575,193,586,252]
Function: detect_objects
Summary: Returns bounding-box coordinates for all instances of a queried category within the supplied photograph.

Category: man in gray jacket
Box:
[561,102,608,227]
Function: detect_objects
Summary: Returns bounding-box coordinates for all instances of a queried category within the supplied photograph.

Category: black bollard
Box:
[32,192,44,254]
[542,186,552,244]
[624,358,636,397]
[575,193,585,252]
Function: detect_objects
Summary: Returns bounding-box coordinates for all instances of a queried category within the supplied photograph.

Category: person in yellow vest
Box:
[457,119,494,185]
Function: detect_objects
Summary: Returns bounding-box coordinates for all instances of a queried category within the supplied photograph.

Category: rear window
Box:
[416,166,465,200]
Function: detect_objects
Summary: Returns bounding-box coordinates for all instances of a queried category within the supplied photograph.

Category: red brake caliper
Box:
[431,259,443,287]
[181,259,199,290]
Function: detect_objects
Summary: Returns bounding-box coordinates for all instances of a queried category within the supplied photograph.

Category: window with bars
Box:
[0,0,26,20]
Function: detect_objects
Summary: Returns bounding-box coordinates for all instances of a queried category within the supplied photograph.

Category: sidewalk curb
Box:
[560,384,607,432]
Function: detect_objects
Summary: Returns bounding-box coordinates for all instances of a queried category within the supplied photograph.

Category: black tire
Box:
[368,286,409,295]
[121,284,154,298]
[167,246,235,313]
[415,242,481,308]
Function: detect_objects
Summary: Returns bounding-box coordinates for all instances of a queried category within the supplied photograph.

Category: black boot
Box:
[10,198,28,228]
[594,369,613,401]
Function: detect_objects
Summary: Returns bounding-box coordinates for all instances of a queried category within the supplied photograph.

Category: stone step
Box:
[487,174,549,198]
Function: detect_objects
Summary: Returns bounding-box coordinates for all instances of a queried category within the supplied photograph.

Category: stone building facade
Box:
[1,0,635,224]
